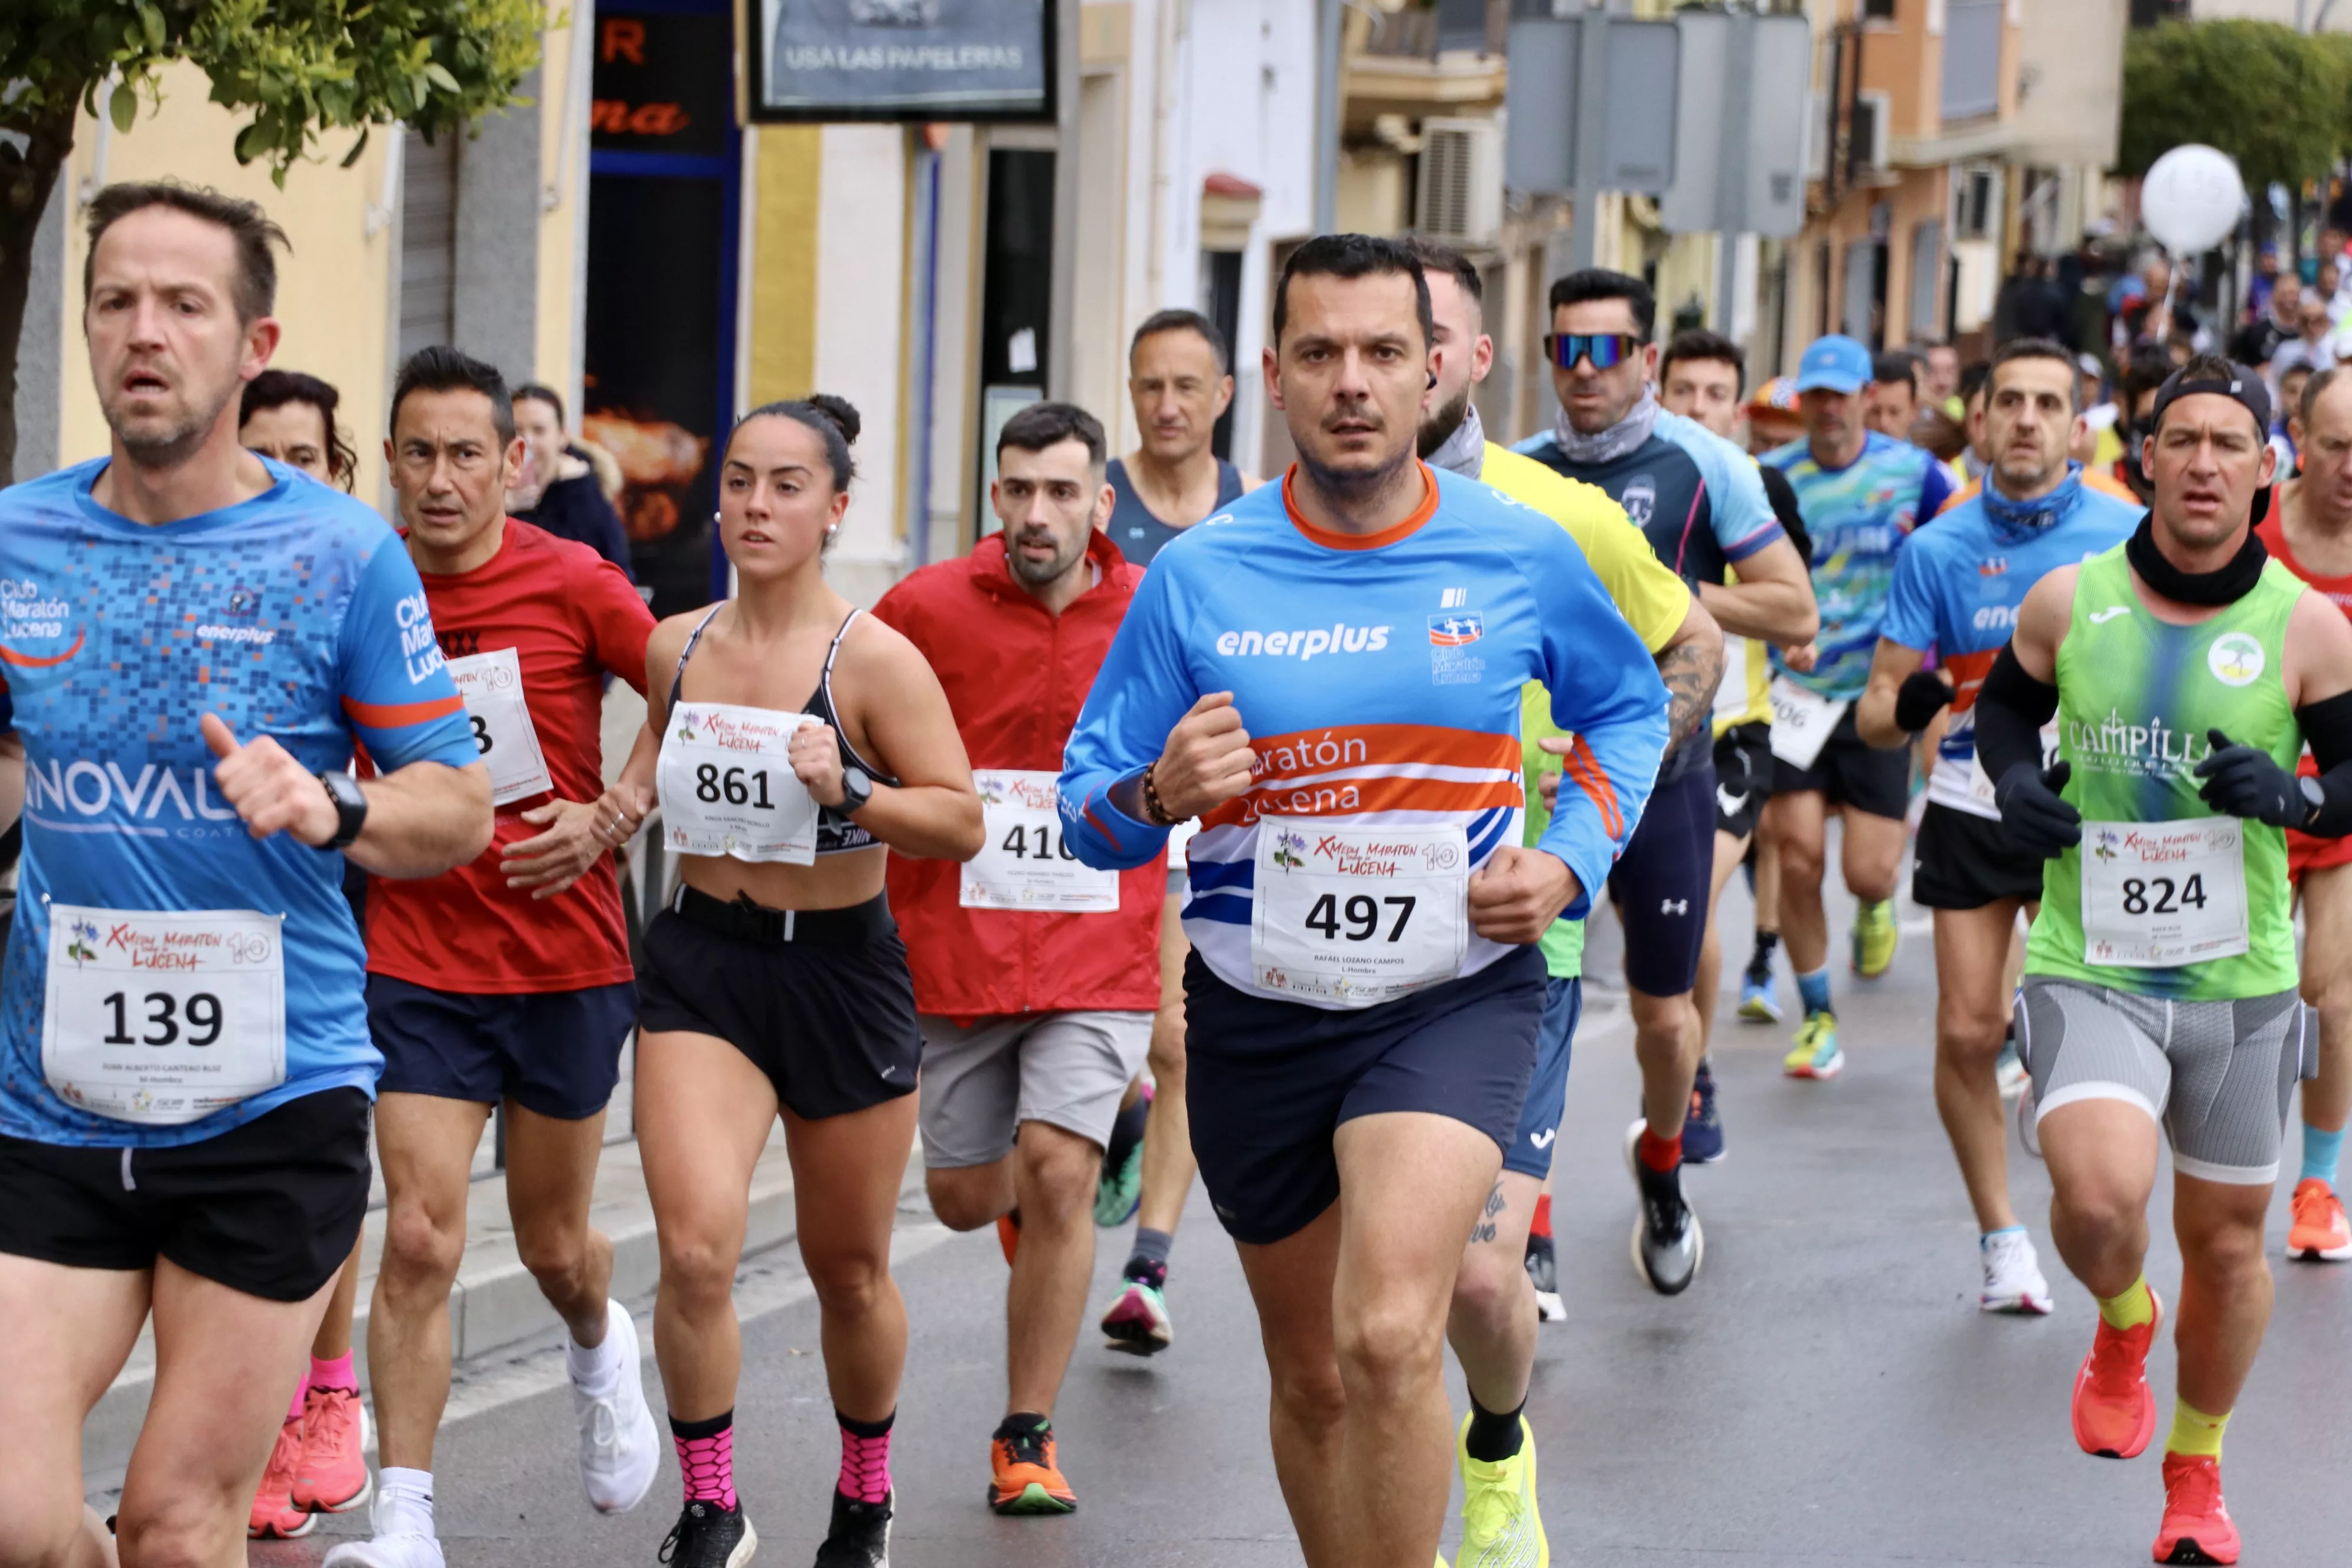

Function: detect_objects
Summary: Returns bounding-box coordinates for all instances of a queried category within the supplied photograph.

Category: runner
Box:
[1657,327,1821,1155]
[234,368,377,1538]
[0,182,489,1568]
[1981,355,2352,1564]
[1516,270,1815,1285]
[1095,307,1261,1355]
[509,382,634,579]
[1854,338,2137,1316]
[1410,238,1714,1563]
[874,401,1164,1513]
[1867,350,1924,443]
[1060,233,1671,1568]
[2255,364,2352,1263]
[612,394,984,1568]
[319,348,662,1568]
[1760,334,1955,1079]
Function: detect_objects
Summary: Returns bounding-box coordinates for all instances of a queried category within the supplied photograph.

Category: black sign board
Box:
[747,0,1053,123]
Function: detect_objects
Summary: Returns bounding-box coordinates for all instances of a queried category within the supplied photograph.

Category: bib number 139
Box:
[102,989,224,1048]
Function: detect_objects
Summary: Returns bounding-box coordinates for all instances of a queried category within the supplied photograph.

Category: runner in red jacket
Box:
[874,402,1164,1516]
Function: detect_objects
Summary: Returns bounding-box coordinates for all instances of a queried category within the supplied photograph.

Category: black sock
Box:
[1463,1391,1525,1462]
[994,1410,1050,1440]
[1750,930,1779,967]
[1102,1094,1149,1175]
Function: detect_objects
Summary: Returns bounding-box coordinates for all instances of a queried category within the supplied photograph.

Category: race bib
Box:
[1768,675,1848,770]
[446,648,554,806]
[2079,818,2250,968]
[1714,634,1754,723]
[41,906,286,1126]
[1250,818,1468,1007]
[657,702,822,864]
[961,769,1118,912]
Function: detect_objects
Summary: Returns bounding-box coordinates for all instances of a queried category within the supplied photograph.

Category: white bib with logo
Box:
[1249,818,1468,1007]
[961,769,1119,912]
[1768,675,1848,770]
[1714,634,1755,724]
[656,702,822,864]
[2079,818,2250,968]
[446,648,554,806]
[41,905,286,1126]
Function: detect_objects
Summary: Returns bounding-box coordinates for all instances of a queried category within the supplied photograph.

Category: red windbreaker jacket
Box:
[875,530,1167,1018]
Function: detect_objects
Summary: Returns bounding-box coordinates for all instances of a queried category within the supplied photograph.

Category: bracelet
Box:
[1141,762,1177,827]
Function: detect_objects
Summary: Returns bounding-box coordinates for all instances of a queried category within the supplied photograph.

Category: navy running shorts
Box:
[1502,976,1581,1180]
[1608,756,1717,998]
[370,976,637,1121]
[1182,943,1547,1246]
[0,1087,371,1302]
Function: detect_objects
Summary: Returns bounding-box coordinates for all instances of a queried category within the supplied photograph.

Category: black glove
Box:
[2195,727,2308,828]
[1894,669,1955,734]
[1994,759,2081,858]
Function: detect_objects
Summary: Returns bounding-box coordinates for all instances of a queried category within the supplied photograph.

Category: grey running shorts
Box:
[2016,978,2314,1184]
[917,1010,1154,1168]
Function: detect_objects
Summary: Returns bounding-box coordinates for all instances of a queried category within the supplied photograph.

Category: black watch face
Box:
[844,767,871,802]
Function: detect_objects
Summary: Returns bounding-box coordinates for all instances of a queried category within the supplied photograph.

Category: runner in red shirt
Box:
[872,403,1164,1514]
[2256,364,2352,1265]
[324,349,662,1568]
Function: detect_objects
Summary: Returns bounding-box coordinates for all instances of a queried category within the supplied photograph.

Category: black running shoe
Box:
[658,1500,756,1567]
[1624,1119,1702,1295]
[1681,1056,1727,1164]
[1523,1229,1565,1322]
[813,1490,892,1567]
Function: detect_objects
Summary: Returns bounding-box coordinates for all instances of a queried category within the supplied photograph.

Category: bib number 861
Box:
[2120,875,2207,916]
[695,763,777,809]
[1303,893,1417,942]
[103,991,223,1048]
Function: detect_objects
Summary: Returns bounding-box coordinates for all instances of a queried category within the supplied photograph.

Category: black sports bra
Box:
[668,605,898,856]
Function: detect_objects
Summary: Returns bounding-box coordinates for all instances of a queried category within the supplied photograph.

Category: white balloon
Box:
[2141,145,2246,254]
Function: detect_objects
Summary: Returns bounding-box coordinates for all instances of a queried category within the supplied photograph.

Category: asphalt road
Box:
[224,865,2352,1566]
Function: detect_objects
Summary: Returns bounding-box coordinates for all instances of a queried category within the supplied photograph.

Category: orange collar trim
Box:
[1282,462,1439,551]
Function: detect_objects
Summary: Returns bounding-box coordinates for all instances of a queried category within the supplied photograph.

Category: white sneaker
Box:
[321,1528,446,1568]
[574,1299,661,1514]
[1995,1038,2028,1100]
[1979,1228,2053,1315]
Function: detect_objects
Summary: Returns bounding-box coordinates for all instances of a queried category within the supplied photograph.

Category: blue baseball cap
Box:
[1795,335,1873,395]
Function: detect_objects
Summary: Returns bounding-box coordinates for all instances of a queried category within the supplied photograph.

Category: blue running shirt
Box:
[0,459,479,1147]
[1060,465,1671,1008]
[1880,466,2139,820]
[1765,431,1954,701]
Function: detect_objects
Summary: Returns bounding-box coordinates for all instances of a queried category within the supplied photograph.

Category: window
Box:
[1862,0,1896,19]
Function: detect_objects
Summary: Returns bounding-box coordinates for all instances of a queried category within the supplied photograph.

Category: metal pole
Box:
[1713,10,1753,334]
[1047,0,1080,401]
[1569,5,1609,270]
[1314,0,1343,234]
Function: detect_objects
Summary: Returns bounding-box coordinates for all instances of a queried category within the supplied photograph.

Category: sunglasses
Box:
[1543,332,1645,371]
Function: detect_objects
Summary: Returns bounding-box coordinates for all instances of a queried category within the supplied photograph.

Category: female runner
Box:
[610,396,982,1568]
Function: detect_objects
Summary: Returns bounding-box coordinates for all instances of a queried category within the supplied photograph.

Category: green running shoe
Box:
[1850,897,1899,979]
[1782,1010,1844,1080]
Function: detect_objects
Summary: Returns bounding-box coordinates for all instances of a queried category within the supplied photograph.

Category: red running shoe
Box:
[292,1384,373,1514]
[2286,1178,2352,1262]
[2072,1286,2162,1459]
[2152,1452,2239,1564]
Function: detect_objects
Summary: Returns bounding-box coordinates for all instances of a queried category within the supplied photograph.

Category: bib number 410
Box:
[1302,893,1417,942]
[1000,822,1078,861]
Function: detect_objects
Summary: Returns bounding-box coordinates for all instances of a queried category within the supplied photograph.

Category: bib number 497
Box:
[1302,893,1416,943]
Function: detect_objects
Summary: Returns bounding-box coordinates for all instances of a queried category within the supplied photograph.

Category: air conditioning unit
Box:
[1416,118,1503,249]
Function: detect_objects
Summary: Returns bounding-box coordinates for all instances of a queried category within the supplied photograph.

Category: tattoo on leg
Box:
[1469,1181,1505,1245]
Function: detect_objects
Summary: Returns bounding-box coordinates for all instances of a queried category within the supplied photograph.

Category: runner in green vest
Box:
[1975,358,2352,1567]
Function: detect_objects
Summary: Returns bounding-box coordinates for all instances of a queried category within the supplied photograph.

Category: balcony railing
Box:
[1362,0,1507,60]
[1941,0,2003,122]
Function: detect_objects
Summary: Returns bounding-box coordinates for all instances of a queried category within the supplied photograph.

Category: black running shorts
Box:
[1772,706,1912,821]
[1183,944,1546,1246]
[1712,720,1773,841]
[636,891,920,1121]
[1911,801,2044,910]
[0,1087,372,1302]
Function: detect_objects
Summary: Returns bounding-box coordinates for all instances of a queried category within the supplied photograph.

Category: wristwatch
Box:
[839,766,874,815]
[318,770,369,850]
[2301,775,2326,829]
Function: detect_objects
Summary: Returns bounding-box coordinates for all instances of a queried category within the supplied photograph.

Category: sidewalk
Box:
[81,1121,926,1481]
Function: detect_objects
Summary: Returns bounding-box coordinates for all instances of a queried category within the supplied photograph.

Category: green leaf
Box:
[339,124,370,166]
[423,61,459,94]
[138,4,163,51]
[109,81,135,134]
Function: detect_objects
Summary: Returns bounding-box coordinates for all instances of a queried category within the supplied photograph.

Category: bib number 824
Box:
[1304,893,1417,942]
[103,991,223,1048]
[2120,875,2208,916]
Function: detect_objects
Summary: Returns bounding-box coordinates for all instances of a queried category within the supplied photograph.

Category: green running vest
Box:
[2024,543,2301,999]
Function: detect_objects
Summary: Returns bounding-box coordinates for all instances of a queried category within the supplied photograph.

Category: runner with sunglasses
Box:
[1515,269,1816,1296]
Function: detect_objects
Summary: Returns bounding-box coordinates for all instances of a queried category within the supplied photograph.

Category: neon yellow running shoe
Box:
[1851,897,1899,978]
[1782,1010,1844,1080]
[1457,1413,1547,1567]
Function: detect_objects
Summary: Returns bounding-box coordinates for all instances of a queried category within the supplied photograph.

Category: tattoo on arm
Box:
[1658,639,1727,743]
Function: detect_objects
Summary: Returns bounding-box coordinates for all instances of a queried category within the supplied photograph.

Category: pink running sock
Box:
[670,1412,737,1510]
[286,1376,309,1425]
[836,1409,893,1505]
[309,1352,358,1393]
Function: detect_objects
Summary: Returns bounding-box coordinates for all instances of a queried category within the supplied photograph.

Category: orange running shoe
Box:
[2286,1178,2352,1262]
[988,1418,1077,1514]
[247,1413,315,1539]
[2152,1452,2239,1564]
[2072,1286,2162,1459]
[292,1383,373,1514]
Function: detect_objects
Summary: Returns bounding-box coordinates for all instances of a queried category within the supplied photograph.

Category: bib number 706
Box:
[1302,893,1417,942]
